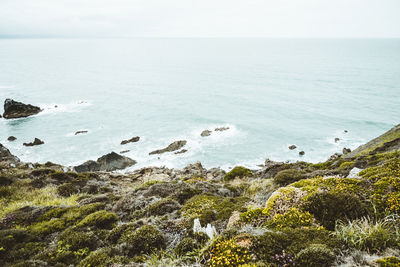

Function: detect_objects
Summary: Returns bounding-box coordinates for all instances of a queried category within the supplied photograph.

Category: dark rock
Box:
[334,138,340,143]
[120,150,130,154]
[174,149,187,154]
[215,127,229,132]
[121,136,140,145]
[342,147,352,154]
[0,143,20,164]
[201,130,212,137]
[181,162,206,177]
[288,145,297,150]
[344,130,348,133]
[149,140,187,155]
[299,151,305,156]
[75,130,88,135]
[74,152,136,172]
[2,99,41,119]
[7,136,16,141]
[23,138,44,147]
[329,153,342,161]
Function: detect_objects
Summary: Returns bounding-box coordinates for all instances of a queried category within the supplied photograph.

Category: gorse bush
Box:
[207,238,252,266]
[267,207,315,229]
[333,215,400,253]
[274,169,307,186]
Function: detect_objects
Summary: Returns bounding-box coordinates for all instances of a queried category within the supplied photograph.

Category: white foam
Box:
[38,101,92,116]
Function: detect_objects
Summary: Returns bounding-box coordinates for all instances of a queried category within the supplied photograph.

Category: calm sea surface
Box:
[0,38,399,170]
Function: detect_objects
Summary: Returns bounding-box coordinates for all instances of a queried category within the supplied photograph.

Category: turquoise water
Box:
[0,38,399,171]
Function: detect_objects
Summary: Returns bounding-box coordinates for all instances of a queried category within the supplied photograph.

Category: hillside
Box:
[1,125,400,267]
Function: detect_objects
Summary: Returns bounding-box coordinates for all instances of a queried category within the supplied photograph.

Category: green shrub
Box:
[77,210,118,229]
[303,191,367,230]
[78,248,112,267]
[148,198,180,216]
[61,203,105,224]
[174,237,200,256]
[120,225,166,256]
[296,244,335,267]
[206,238,252,266]
[57,183,79,197]
[274,169,307,186]
[224,166,252,181]
[376,256,400,267]
[266,207,315,229]
[59,228,99,251]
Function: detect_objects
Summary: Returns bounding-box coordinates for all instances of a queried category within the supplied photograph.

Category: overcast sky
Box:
[0,0,399,38]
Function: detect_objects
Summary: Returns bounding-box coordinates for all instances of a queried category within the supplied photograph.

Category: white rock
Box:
[348,167,363,178]
[193,218,217,240]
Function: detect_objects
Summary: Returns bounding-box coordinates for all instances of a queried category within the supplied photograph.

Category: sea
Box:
[0,38,399,171]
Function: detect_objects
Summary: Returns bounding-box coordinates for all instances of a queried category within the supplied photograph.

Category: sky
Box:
[0,0,399,38]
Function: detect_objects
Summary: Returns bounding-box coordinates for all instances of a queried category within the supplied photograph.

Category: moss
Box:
[78,248,112,267]
[148,198,180,216]
[273,169,307,186]
[37,207,69,222]
[0,229,33,260]
[61,203,105,224]
[266,207,316,229]
[0,186,14,198]
[106,222,138,244]
[58,227,99,251]
[174,237,200,256]
[239,208,265,224]
[57,183,79,197]
[302,191,367,230]
[30,218,66,237]
[173,186,202,204]
[376,256,400,267]
[120,225,166,256]
[338,161,354,170]
[7,242,46,262]
[295,244,335,267]
[0,175,14,186]
[224,166,252,181]
[77,210,118,229]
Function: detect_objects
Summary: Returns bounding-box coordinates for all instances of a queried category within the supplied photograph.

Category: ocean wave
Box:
[38,101,92,116]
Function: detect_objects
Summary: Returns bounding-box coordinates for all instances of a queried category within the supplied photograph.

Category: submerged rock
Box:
[2,99,41,119]
[288,145,297,150]
[201,130,212,137]
[23,138,44,147]
[75,130,88,135]
[149,140,187,155]
[74,152,136,172]
[215,126,229,132]
[7,136,17,141]
[121,136,140,145]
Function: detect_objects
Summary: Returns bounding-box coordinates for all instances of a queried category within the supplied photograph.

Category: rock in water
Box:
[121,136,140,145]
[174,149,187,154]
[75,130,88,135]
[7,136,17,141]
[288,145,297,150]
[23,138,44,147]
[200,130,212,137]
[215,127,229,132]
[3,99,41,119]
[299,151,305,156]
[335,137,340,143]
[0,143,20,164]
[149,140,187,155]
[74,152,136,172]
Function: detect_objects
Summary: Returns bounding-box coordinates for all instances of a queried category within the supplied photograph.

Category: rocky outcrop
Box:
[2,99,41,119]
[23,138,44,147]
[0,143,20,164]
[201,130,212,137]
[342,147,351,154]
[149,140,187,155]
[121,136,140,145]
[343,124,400,159]
[74,152,136,172]
[7,136,16,141]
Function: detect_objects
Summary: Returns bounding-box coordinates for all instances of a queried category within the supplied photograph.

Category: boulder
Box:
[23,138,44,147]
[201,130,212,137]
[2,99,41,119]
[342,147,351,154]
[215,127,229,132]
[121,136,140,145]
[0,143,20,164]
[344,130,348,133]
[288,145,297,150]
[75,130,88,135]
[149,140,187,155]
[7,136,17,141]
[74,152,136,172]
[299,151,305,156]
